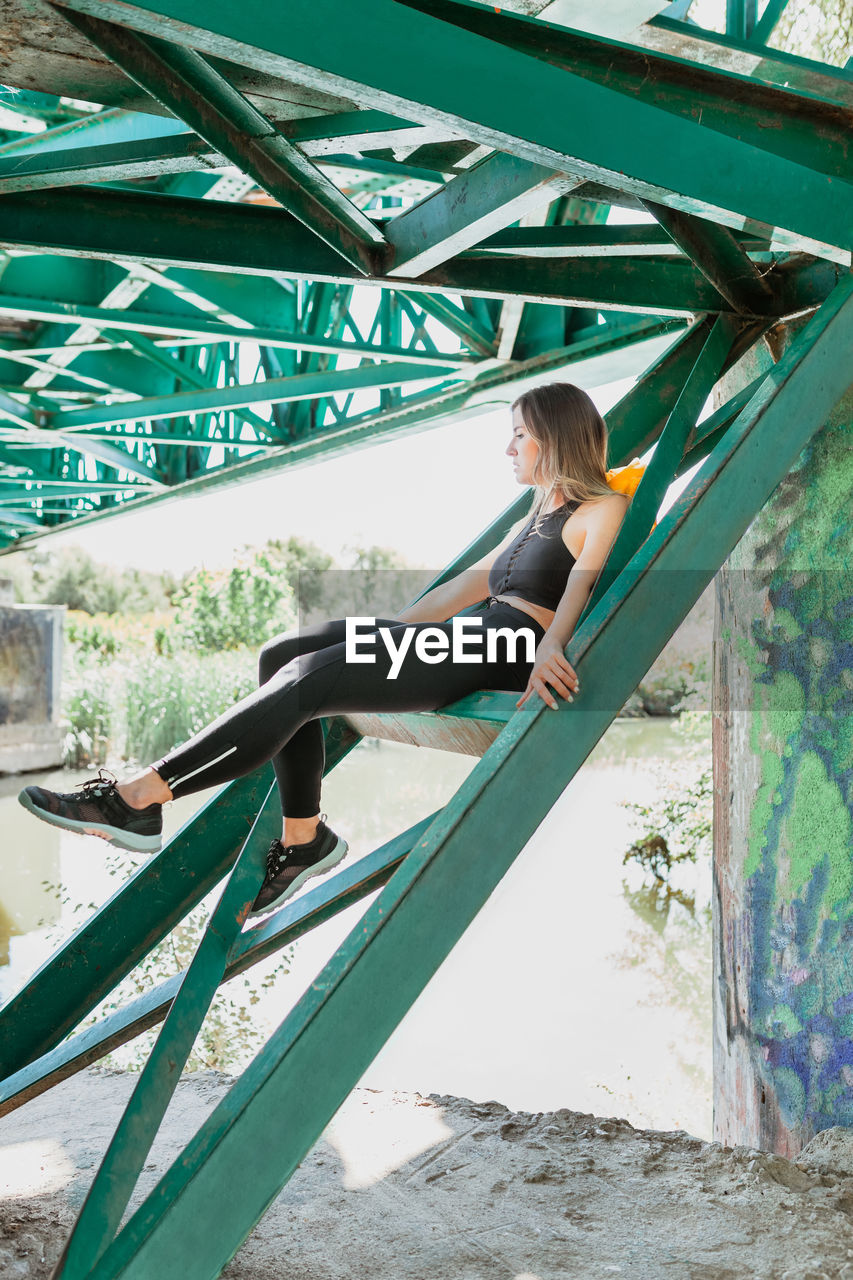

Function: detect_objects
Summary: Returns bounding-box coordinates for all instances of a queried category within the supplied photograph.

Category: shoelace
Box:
[73,767,120,800]
[265,813,328,876]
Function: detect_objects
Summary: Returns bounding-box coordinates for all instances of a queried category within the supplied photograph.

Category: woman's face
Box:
[506,407,540,486]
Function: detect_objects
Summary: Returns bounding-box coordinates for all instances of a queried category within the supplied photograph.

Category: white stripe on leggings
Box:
[166,744,239,789]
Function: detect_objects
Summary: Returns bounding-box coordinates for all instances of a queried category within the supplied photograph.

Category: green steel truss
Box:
[1,1,852,1276]
[0,0,847,544]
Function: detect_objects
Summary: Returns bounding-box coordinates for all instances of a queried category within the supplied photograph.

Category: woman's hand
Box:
[516,636,579,711]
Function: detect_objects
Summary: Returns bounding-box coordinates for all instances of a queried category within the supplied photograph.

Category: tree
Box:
[771,0,853,65]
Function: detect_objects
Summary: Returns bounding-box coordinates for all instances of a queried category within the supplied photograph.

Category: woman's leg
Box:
[19,606,543,861]
[145,605,542,803]
[255,617,399,836]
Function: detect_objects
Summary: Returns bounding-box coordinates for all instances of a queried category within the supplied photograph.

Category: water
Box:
[0,717,713,1139]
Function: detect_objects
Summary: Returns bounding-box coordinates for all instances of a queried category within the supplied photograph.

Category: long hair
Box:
[511,382,615,534]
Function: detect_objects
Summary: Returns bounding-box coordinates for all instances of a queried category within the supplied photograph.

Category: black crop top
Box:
[487,501,580,611]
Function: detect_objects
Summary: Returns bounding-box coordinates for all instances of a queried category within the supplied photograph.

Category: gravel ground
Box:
[2,1069,853,1279]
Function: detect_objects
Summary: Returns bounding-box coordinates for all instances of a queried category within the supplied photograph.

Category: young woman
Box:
[19,382,629,917]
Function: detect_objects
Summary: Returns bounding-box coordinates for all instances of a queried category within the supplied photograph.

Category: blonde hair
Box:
[511,382,615,534]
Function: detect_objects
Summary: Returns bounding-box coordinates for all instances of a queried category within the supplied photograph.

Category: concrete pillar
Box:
[712,322,853,1156]
[0,602,65,773]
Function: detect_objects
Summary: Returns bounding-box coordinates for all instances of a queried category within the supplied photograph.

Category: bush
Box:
[123,650,258,763]
[61,674,114,768]
[172,548,298,652]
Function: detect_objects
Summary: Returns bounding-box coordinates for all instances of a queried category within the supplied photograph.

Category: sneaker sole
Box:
[246,836,349,918]
[17,789,163,854]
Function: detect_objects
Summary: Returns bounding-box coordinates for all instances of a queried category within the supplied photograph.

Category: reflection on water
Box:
[0,717,713,1138]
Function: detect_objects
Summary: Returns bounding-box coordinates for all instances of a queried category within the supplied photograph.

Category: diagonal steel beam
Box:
[52,433,167,485]
[52,359,458,431]
[0,389,37,430]
[53,792,277,1278]
[640,199,776,316]
[0,294,472,363]
[396,289,497,355]
[385,151,583,277]
[748,0,790,44]
[50,5,386,275]
[0,817,425,1116]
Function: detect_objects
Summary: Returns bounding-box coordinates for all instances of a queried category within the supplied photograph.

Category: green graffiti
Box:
[724,403,853,1135]
[785,751,853,913]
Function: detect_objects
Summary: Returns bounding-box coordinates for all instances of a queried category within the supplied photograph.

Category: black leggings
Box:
[152,601,545,816]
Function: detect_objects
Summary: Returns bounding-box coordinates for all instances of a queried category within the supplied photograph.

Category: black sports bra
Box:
[487,501,580,612]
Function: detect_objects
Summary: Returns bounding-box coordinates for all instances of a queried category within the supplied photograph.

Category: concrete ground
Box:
[2,1069,853,1278]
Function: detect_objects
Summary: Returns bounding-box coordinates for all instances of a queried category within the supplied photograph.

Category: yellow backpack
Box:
[605,458,656,531]
[605,457,645,496]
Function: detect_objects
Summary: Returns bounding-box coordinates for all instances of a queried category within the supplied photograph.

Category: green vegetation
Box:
[47,536,413,767]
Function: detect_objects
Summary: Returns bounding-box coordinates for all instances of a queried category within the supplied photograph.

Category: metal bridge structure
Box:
[0,0,852,1276]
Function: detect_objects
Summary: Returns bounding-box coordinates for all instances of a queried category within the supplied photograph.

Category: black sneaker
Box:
[18,768,163,853]
[248,814,348,917]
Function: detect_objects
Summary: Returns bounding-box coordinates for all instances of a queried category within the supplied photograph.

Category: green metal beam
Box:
[0,481,151,498]
[2,186,828,316]
[644,15,853,110]
[726,0,757,40]
[53,358,456,431]
[0,293,472,363]
[107,329,278,441]
[747,0,791,46]
[407,0,853,185]
[396,288,497,354]
[52,431,167,484]
[469,223,772,258]
[0,390,37,429]
[0,132,215,192]
[0,104,188,162]
[0,816,427,1116]
[54,791,278,1278]
[640,199,776,316]
[601,313,739,589]
[46,0,852,261]
[0,107,455,193]
[385,152,582,277]
[0,770,275,1078]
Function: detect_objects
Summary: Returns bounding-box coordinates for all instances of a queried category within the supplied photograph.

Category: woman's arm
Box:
[517,494,629,709]
[392,565,492,624]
